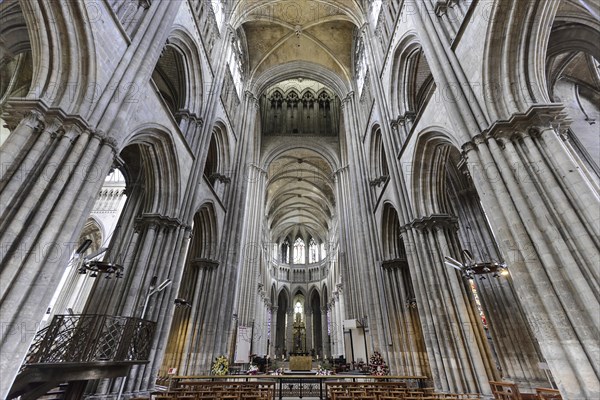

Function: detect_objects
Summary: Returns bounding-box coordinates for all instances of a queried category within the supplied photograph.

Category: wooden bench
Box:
[152,381,275,400]
[490,381,537,400]
[535,387,562,399]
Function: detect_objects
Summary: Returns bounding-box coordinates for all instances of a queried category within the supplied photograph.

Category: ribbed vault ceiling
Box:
[266,149,335,242]
[232,0,360,82]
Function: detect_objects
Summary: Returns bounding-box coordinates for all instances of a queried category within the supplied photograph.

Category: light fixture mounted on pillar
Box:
[174,298,192,308]
[78,260,124,279]
[444,250,508,280]
[75,239,123,279]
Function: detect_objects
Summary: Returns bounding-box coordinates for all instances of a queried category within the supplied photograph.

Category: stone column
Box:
[269,306,278,358]
[401,216,495,394]
[338,92,388,356]
[176,260,219,374]
[321,308,330,359]
[462,122,600,398]
[305,309,313,355]
[286,309,294,356]
[202,91,259,369]
[0,120,117,398]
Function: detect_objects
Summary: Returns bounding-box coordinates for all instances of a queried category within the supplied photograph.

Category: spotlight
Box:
[174,298,192,308]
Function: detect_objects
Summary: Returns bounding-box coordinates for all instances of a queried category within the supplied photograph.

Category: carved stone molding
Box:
[434,1,449,16]
[407,214,458,232]
[135,213,184,231]
[461,104,572,153]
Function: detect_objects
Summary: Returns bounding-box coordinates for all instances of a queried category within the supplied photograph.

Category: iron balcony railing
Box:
[22,314,155,368]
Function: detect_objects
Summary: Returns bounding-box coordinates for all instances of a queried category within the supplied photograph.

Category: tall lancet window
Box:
[320,242,327,259]
[282,239,290,263]
[309,238,318,263]
[293,238,305,264]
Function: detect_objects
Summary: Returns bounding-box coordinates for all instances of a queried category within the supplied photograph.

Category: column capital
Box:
[1,99,47,132]
[135,213,185,231]
[176,109,203,126]
[342,91,355,106]
[245,90,258,103]
[408,214,458,233]
[397,111,416,125]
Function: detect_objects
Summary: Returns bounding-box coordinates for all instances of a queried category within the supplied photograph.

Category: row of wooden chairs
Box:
[490,381,562,400]
[152,394,269,400]
[149,382,275,400]
[330,395,482,400]
[326,382,482,400]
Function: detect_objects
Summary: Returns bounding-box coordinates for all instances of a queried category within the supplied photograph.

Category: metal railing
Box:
[22,314,155,368]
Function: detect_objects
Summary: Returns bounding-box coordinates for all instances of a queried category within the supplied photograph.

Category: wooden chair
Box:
[490,381,522,400]
[535,388,562,400]
[220,394,240,400]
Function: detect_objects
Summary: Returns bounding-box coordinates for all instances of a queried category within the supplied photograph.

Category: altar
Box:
[289,355,312,371]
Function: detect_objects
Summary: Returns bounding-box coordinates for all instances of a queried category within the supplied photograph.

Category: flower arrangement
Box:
[248,364,259,375]
[316,365,332,375]
[271,368,284,375]
[211,355,229,375]
[369,351,390,376]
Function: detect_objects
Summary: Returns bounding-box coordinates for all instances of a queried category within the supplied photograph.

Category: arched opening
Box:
[293,237,306,264]
[80,130,181,336]
[41,169,128,324]
[152,44,187,121]
[0,0,33,147]
[291,292,307,354]
[203,123,231,197]
[546,8,600,174]
[308,238,318,263]
[369,125,390,191]
[391,38,436,120]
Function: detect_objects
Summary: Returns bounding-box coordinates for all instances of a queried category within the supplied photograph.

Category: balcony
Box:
[8,314,156,399]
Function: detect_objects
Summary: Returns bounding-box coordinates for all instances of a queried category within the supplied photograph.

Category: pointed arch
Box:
[203,120,232,191]
[164,27,205,115]
[369,124,389,182]
[17,0,97,114]
[120,126,182,217]
[389,33,435,119]
[381,203,406,263]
